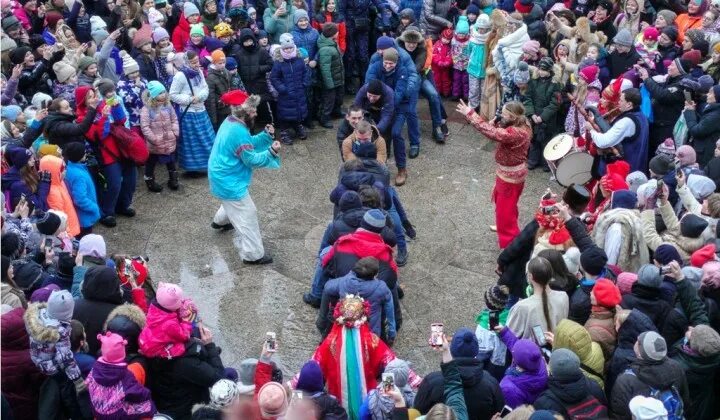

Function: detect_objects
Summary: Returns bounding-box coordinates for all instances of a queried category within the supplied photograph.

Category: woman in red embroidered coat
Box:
[456,100,532,248]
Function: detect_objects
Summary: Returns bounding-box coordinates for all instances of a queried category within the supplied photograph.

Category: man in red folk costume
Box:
[456,99,532,249]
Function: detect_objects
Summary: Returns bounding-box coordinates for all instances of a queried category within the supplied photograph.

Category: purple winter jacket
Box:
[86,360,156,419]
[498,327,548,408]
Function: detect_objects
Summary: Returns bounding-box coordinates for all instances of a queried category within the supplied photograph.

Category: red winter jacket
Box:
[321,229,398,289]
[172,14,209,52]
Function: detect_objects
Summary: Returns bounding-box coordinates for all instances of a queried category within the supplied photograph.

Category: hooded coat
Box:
[322,205,397,249]
[235,29,273,100]
[103,304,148,385]
[621,282,689,347]
[533,370,608,417]
[138,301,193,359]
[262,0,298,43]
[139,92,180,155]
[498,329,548,407]
[553,319,605,389]
[684,102,720,166]
[24,302,82,380]
[605,309,657,394]
[39,155,80,237]
[73,266,125,356]
[584,306,618,360]
[672,342,720,420]
[0,155,50,213]
[1,307,45,420]
[270,48,309,122]
[86,360,156,419]
[317,34,345,89]
[65,159,101,229]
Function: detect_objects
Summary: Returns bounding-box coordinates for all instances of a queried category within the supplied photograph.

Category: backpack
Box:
[564,395,608,419]
[624,369,683,420]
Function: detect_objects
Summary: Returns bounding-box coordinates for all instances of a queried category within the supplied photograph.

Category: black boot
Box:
[168,170,179,190]
[145,177,163,192]
[296,124,308,140]
[280,130,294,145]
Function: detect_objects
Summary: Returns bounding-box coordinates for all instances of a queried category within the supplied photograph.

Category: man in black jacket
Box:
[607,29,641,80]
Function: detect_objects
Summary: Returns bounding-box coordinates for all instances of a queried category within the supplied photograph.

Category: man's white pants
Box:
[213,195,265,261]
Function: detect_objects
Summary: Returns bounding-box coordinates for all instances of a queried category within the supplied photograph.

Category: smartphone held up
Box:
[266,331,277,352]
[429,323,444,348]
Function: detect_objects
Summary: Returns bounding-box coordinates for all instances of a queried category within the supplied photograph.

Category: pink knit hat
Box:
[676,145,697,166]
[258,382,288,418]
[616,272,638,295]
[98,332,127,364]
[522,40,541,55]
[157,282,184,311]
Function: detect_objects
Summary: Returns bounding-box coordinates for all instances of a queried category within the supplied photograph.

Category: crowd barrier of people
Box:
[3,0,720,417]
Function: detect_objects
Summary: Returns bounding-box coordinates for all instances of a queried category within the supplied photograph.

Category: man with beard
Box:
[208,90,281,265]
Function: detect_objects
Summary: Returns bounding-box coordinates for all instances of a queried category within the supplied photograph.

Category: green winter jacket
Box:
[671,344,720,420]
[466,42,486,79]
[317,35,344,89]
[523,75,563,134]
[262,0,297,44]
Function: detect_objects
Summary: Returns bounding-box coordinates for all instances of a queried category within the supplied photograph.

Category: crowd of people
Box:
[3,0,720,415]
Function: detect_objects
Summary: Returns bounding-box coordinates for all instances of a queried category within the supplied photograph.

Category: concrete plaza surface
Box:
[98,101,555,376]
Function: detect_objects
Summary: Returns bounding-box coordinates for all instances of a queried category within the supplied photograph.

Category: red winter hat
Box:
[682,49,702,67]
[643,26,659,41]
[579,65,599,83]
[221,89,249,105]
[592,278,622,308]
[441,28,453,40]
[548,226,571,245]
[691,243,717,268]
[515,0,533,13]
[45,11,63,31]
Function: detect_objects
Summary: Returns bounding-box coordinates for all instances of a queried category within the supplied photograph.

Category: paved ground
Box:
[99,99,555,377]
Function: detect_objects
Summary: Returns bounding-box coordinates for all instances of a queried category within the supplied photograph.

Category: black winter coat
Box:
[497,220,538,298]
[311,392,348,419]
[701,288,720,331]
[643,74,686,127]
[607,50,641,80]
[133,50,159,84]
[610,358,690,420]
[148,341,226,420]
[684,102,720,167]
[235,30,273,100]
[205,67,232,130]
[533,371,607,417]
[43,109,98,147]
[413,357,504,418]
[568,283,593,325]
[672,343,720,420]
[620,283,688,347]
[605,309,657,394]
[72,266,124,356]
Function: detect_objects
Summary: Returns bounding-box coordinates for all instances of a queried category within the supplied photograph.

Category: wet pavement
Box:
[99,99,555,376]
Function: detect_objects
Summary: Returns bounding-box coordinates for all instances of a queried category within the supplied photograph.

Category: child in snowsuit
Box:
[467,14,491,110]
[432,28,453,97]
[137,282,193,359]
[451,16,471,100]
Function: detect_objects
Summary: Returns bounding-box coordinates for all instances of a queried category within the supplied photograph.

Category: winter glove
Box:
[74,378,88,394]
[39,170,51,183]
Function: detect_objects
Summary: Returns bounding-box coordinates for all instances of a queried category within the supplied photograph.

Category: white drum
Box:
[555,151,594,187]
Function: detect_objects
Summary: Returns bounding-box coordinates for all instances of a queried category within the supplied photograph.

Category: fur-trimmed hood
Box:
[104,303,146,331]
[398,27,423,44]
[23,302,60,343]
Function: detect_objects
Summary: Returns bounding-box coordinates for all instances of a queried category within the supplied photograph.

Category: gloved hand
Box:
[74,378,87,394]
[39,170,51,183]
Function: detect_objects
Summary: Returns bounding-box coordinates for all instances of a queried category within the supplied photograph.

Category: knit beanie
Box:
[211,49,225,64]
[680,213,709,238]
[78,233,106,258]
[376,35,395,50]
[152,27,170,43]
[96,78,116,97]
[657,9,677,25]
[279,32,295,48]
[92,28,110,46]
[62,141,86,163]
[296,360,324,393]
[563,247,581,276]
[674,57,692,75]
[450,327,479,358]
[225,57,238,70]
[637,331,667,361]
[294,9,309,24]
[322,22,338,38]
[0,36,16,53]
[689,324,720,356]
[383,48,399,63]
[209,379,241,409]
[184,1,200,16]
[156,282,184,311]
[629,396,669,420]
[36,211,62,235]
[698,74,715,92]
[579,64,599,83]
[455,15,470,34]
[654,243,683,265]
[119,51,140,76]
[538,56,554,72]
[360,209,386,233]
[476,13,491,29]
[90,15,107,33]
[637,264,662,288]
[384,359,411,387]
[367,79,385,96]
[45,11,63,31]
[611,190,637,209]
[47,290,74,322]
[649,154,674,176]
[77,55,96,72]
[626,171,648,192]
[146,80,166,99]
[662,26,679,42]
[592,278,621,308]
[511,339,542,372]
[484,284,509,311]
[617,272,638,295]
[613,28,634,47]
[441,28,454,40]
[258,382,288,418]
[514,61,530,84]
[655,138,676,160]
[30,284,61,303]
[52,61,76,83]
[5,146,32,169]
[190,23,205,37]
[522,39,540,55]
[549,348,581,380]
[691,244,717,268]
[676,145,697,166]
[580,247,607,276]
[98,331,127,363]
[132,26,153,49]
[339,190,362,212]
[643,26,659,41]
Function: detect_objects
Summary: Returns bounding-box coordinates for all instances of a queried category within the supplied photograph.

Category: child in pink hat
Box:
[86,332,156,419]
[138,282,194,359]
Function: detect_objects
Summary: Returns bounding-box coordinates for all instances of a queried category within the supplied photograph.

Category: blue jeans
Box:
[387,188,407,250]
[101,161,137,218]
[420,72,446,128]
[392,94,420,169]
[390,187,409,226]
[310,246,332,299]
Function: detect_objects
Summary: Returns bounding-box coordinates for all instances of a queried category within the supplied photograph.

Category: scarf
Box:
[281,46,297,60]
[181,65,202,85]
[470,27,490,45]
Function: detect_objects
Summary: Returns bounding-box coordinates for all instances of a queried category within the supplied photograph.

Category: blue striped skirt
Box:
[178,110,215,171]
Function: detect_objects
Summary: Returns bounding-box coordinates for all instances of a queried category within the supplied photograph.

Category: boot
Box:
[168,170,179,190]
[280,130,294,145]
[409,145,420,159]
[395,168,407,186]
[296,124,308,140]
[395,246,408,267]
[432,126,444,142]
[319,119,333,129]
[402,220,416,239]
[441,121,449,137]
[145,176,163,192]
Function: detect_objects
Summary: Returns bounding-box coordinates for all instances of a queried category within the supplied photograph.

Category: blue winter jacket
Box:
[65,161,100,229]
[399,0,423,22]
[365,55,419,109]
[292,25,320,60]
[270,55,309,122]
[317,270,396,340]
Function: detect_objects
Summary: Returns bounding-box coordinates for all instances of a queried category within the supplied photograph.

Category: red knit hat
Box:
[643,26,659,41]
[592,278,622,308]
[441,28,453,40]
[548,226,571,245]
[691,243,717,268]
[514,0,533,13]
[682,49,702,67]
[221,89,249,105]
[45,11,63,31]
[579,65,600,83]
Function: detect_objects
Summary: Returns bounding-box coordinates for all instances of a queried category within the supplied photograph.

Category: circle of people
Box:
[3,0,720,417]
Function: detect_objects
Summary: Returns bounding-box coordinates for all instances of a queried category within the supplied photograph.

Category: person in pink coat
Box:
[137,282,193,359]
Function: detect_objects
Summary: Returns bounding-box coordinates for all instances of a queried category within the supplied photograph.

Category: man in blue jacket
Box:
[366,36,420,186]
[353,79,395,146]
[208,90,281,265]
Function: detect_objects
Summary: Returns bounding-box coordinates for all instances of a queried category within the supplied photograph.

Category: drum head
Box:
[543,134,574,161]
[555,152,594,187]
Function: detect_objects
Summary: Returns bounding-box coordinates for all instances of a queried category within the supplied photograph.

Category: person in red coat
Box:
[1,307,46,420]
[432,29,453,97]
[456,100,532,248]
[172,3,208,52]
[312,0,347,53]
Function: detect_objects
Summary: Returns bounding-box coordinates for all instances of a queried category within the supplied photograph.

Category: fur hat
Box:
[322,22,338,38]
[637,331,667,361]
[119,51,140,76]
[98,331,127,363]
[400,27,423,44]
[47,290,74,322]
[156,282,184,311]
